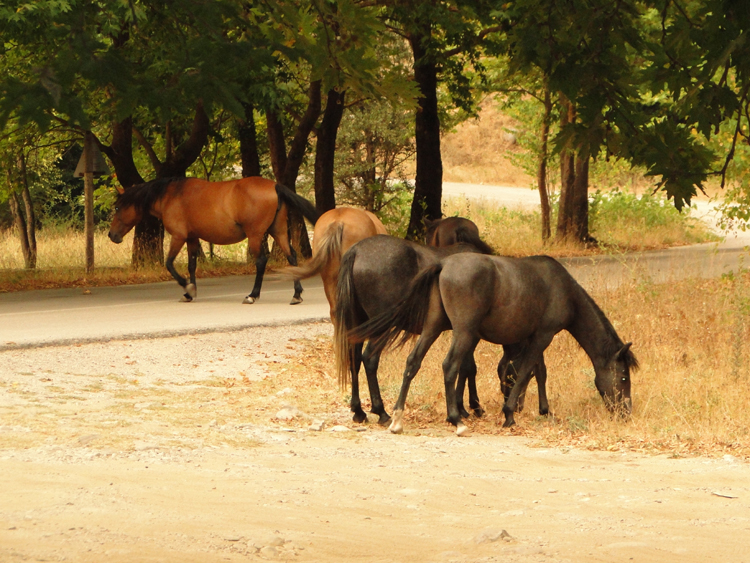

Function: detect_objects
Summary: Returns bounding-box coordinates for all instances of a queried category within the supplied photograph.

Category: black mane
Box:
[116,177,185,214]
[579,285,639,370]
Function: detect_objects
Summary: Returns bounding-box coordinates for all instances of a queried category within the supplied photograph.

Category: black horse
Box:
[333,234,493,425]
[350,252,638,435]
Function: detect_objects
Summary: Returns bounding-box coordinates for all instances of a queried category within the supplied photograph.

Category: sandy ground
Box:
[1,322,749,563]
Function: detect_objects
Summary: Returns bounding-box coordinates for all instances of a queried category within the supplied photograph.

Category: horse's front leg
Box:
[362,343,390,425]
[244,236,268,304]
[185,239,200,301]
[502,334,554,427]
[165,237,190,301]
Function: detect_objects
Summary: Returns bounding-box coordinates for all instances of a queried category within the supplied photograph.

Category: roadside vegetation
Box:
[272,268,750,459]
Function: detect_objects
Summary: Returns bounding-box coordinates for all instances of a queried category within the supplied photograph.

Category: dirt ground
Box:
[1,322,748,563]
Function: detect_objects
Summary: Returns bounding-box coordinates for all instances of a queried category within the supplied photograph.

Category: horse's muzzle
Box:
[108,231,123,244]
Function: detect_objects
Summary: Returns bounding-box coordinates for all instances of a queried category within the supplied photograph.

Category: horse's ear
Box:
[616,342,632,359]
[114,185,125,195]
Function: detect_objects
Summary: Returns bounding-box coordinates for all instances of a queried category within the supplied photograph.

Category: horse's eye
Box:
[621,377,628,382]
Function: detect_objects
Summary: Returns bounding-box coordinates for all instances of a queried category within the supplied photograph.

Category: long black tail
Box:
[275,183,320,225]
[334,247,361,389]
[347,264,443,357]
[455,226,494,255]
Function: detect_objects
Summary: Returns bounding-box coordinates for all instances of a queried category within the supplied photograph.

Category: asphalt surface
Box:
[2,184,748,349]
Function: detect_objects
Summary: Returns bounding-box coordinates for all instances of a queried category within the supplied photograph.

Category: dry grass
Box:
[0,228,281,293]
[442,196,718,257]
[279,270,750,459]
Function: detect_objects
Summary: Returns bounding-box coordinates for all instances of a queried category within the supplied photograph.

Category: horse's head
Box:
[108,197,141,244]
[595,342,637,416]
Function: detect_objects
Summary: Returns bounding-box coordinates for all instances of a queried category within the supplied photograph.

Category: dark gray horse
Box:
[333,234,493,424]
[350,252,637,435]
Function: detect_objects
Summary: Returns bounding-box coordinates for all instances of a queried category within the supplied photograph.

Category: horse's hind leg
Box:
[349,342,367,423]
[455,341,483,419]
[502,333,554,427]
[165,237,191,301]
[268,221,303,305]
[185,239,200,300]
[362,344,390,425]
[244,235,269,304]
[535,359,550,416]
[389,328,443,435]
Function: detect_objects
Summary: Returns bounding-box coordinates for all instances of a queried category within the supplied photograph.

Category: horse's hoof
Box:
[352,411,367,424]
[290,296,302,305]
[389,410,404,434]
[243,295,256,304]
[377,413,392,426]
[473,407,485,418]
[502,418,516,428]
[456,423,471,437]
[539,408,550,416]
[186,283,196,298]
[458,408,470,419]
[181,293,193,303]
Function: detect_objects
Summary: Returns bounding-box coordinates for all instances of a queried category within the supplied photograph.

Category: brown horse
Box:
[425,216,493,254]
[285,207,387,319]
[108,176,319,304]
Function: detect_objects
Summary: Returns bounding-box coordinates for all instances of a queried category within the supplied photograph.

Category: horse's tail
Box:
[334,247,361,389]
[283,222,344,281]
[275,183,320,225]
[456,227,494,255]
[348,263,443,357]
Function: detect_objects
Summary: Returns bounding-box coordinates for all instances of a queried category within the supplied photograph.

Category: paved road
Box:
[2,184,748,349]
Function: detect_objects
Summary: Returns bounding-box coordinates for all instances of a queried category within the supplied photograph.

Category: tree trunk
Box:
[556,96,577,242]
[16,152,37,267]
[8,190,33,269]
[572,153,590,242]
[407,30,443,240]
[537,84,552,242]
[266,108,287,184]
[314,88,345,215]
[239,102,261,177]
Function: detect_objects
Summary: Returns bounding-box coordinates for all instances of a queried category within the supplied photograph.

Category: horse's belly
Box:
[477,312,536,345]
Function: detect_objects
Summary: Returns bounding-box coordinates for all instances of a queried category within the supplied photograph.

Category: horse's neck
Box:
[568,286,618,368]
[149,196,165,219]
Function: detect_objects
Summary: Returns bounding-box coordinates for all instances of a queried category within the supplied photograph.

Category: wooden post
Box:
[84,131,95,274]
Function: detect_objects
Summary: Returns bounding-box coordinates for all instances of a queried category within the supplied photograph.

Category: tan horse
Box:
[108,176,318,304]
[285,207,387,319]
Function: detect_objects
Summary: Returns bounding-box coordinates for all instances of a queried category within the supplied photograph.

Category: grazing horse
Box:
[333,234,493,425]
[350,253,638,435]
[108,176,319,304]
[285,207,387,319]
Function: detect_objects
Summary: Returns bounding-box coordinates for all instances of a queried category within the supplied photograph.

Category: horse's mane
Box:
[576,283,639,370]
[116,177,185,214]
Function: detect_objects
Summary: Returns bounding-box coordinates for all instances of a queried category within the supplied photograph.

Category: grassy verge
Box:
[279,269,750,459]
[0,191,719,293]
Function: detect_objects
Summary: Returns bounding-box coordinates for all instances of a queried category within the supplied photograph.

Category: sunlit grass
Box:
[284,268,750,458]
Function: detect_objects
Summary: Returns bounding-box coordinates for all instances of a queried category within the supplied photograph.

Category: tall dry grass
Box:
[283,267,750,459]
[0,227,259,292]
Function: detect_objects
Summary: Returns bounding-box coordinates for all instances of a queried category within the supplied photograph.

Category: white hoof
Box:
[290,296,302,305]
[186,283,196,298]
[243,295,256,304]
[456,423,471,437]
[389,410,404,434]
[180,294,192,303]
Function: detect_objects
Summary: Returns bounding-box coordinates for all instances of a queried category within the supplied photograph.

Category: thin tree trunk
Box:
[572,153,590,242]
[538,84,552,242]
[314,88,345,215]
[8,190,32,269]
[407,30,443,240]
[556,96,576,242]
[239,102,261,178]
[17,153,37,267]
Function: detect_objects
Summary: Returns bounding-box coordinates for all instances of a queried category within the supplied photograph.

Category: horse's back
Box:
[314,207,386,256]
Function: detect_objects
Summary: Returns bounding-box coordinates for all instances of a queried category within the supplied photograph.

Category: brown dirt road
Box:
[1,323,748,563]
